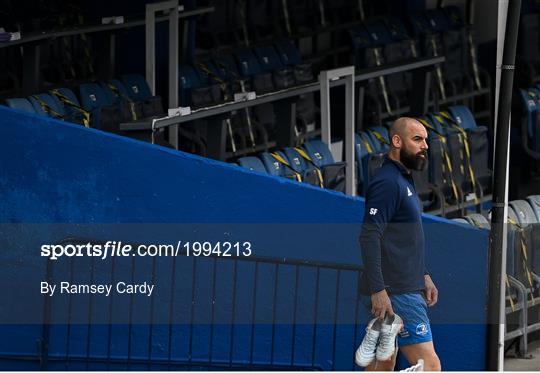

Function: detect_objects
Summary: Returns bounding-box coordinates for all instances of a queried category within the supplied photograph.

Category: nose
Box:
[421,139,428,150]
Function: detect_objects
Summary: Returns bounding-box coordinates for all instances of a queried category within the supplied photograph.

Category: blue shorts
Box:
[361,293,433,347]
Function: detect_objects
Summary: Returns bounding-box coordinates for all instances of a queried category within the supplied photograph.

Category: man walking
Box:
[357,117,441,371]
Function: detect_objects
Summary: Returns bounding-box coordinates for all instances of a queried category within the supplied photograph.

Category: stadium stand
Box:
[454,199,540,357]
[2,0,540,368]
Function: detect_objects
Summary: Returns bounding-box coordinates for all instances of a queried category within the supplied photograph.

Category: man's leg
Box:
[365,350,398,371]
[400,341,441,371]
[390,293,439,370]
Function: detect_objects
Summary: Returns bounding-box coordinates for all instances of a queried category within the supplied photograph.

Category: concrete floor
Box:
[504,339,540,371]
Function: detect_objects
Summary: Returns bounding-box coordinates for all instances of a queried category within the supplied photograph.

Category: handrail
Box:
[120,55,445,131]
[39,235,362,369]
[0,6,214,49]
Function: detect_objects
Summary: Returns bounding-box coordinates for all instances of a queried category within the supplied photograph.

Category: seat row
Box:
[355,105,491,216]
[198,0,366,57]
[4,74,165,137]
[348,6,490,123]
[452,195,540,357]
[235,139,345,192]
[180,39,319,158]
[200,1,490,121]
[181,39,314,108]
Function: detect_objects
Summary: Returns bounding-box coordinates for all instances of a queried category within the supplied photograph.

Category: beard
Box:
[400,147,428,171]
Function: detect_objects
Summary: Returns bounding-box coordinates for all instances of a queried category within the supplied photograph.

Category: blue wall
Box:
[0,107,489,370]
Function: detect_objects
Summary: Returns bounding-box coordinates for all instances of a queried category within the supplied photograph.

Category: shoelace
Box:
[377,329,395,352]
[361,329,379,351]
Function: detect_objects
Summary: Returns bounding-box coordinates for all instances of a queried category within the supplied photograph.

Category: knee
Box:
[423,353,441,371]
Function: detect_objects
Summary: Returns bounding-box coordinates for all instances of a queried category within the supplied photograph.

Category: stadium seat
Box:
[29,93,64,117]
[234,49,263,77]
[509,199,539,225]
[213,54,242,82]
[79,83,120,131]
[426,110,490,211]
[354,132,377,196]
[49,88,91,127]
[503,206,531,356]
[101,79,131,104]
[237,156,268,173]
[359,20,407,116]
[259,151,301,182]
[120,74,153,102]
[518,88,540,155]
[447,105,491,188]
[255,45,296,90]
[524,195,540,273]
[366,126,390,152]
[526,195,540,221]
[5,97,37,114]
[235,48,281,94]
[281,147,322,187]
[302,139,346,191]
[417,115,462,209]
[120,74,164,117]
[197,57,269,153]
[253,45,285,73]
[507,202,540,312]
[362,126,392,192]
[194,60,233,105]
[274,39,303,66]
[179,63,204,107]
[429,113,469,196]
[100,79,143,122]
[464,213,490,229]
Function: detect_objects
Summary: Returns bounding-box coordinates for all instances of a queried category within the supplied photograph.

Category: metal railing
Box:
[119,56,444,163]
[35,237,366,371]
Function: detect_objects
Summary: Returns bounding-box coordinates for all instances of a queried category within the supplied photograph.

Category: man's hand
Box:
[371,289,394,320]
[424,274,438,307]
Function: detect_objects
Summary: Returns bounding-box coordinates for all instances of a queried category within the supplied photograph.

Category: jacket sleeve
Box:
[359,177,400,294]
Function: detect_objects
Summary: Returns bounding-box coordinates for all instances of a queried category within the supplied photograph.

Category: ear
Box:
[391,134,401,148]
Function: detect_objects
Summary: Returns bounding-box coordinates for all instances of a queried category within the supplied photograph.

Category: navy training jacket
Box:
[359,156,427,295]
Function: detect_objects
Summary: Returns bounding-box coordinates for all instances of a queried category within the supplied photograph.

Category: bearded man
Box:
[356,117,441,371]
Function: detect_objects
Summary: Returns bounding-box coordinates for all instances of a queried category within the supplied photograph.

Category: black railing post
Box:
[487,0,521,370]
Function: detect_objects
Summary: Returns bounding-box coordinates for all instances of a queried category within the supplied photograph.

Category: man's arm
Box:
[359,177,400,319]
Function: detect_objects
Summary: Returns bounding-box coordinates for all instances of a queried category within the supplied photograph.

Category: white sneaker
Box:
[355,317,382,367]
[376,313,403,361]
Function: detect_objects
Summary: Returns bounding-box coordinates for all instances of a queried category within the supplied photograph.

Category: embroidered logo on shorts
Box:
[399,329,410,338]
[415,323,428,336]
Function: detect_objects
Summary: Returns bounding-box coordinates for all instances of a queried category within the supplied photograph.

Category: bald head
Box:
[389,117,425,144]
[387,117,429,171]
